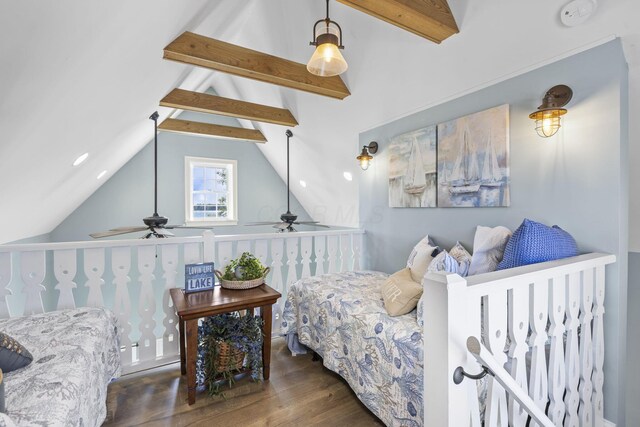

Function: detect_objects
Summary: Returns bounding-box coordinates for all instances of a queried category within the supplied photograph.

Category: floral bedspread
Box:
[282,271,424,427]
[0,308,121,426]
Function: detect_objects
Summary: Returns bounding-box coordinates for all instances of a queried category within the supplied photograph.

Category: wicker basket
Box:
[214,340,245,372]
[215,267,270,290]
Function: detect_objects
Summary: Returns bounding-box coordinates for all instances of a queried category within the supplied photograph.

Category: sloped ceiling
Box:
[0,0,638,243]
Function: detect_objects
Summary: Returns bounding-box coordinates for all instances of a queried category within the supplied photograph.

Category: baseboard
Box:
[604,419,616,427]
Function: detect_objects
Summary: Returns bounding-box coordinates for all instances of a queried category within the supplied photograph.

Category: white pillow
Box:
[449,242,472,277]
[427,243,472,277]
[469,226,512,275]
[406,235,438,283]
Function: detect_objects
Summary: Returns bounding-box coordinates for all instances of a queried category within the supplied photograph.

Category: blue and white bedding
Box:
[282,271,424,427]
[0,308,121,426]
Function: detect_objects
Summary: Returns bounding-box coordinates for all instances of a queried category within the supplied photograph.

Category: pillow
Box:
[428,243,472,277]
[469,226,512,275]
[449,242,472,277]
[0,332,32,373]
[497,219,578,270]
[381,268,423,316]
[406,235,438,283]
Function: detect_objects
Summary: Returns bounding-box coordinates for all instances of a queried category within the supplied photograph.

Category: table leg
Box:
[261,305,272,381]
[179,318,186,375]
[186,319,198,405]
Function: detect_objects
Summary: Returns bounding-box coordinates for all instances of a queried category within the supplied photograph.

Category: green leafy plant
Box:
[196,311,264,396]
[222,252,266,281]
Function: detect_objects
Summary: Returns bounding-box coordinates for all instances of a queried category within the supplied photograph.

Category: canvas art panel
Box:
[388,126,437,208]
[437,104,510,207]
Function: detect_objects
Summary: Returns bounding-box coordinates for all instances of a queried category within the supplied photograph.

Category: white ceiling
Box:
[0,0,638,243]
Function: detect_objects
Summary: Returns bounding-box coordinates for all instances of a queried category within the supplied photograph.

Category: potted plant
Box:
[215,252,270,290]
[196,310,264,396]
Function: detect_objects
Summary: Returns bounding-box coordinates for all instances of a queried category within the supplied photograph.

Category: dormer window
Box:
[184,156,238,226]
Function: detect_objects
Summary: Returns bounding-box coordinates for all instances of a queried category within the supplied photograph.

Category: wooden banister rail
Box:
[465,336,554,427]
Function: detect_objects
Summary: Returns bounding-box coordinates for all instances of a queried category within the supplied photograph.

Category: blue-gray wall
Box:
[628,253,640,425]
[50,108,311,241]
[359,40,628,424]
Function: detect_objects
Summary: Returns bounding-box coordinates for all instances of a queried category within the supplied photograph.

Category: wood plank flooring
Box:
[104,338,383,426]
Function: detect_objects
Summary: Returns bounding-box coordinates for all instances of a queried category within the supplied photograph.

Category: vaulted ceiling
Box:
[0,0,638,243]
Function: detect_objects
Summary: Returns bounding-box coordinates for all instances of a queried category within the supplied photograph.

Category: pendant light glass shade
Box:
[307,42,348,77]
[307,1,347,77]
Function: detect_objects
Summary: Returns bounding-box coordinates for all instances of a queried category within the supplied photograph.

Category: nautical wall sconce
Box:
[307,0,348,77]
[357,141,378,171]
[529,84,573,138]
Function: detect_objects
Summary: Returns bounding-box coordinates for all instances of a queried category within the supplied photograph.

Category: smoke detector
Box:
[561,0,597,27]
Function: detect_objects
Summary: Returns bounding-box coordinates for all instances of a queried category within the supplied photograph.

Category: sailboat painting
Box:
[388,126,437,207]
[437,104,510,207]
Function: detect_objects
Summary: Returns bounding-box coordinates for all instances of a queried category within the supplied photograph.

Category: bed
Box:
[282,271,424,426]
[0,307,121,426]
[282,253,615,427]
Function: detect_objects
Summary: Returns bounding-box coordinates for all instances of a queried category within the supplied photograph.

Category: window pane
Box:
[194,167,204,180]
[205,179,215,192]
[205,167,215,180]
[193,177,205,191]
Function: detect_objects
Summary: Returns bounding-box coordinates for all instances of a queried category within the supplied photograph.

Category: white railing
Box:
[0,229,364,374]
[423,253,615,427]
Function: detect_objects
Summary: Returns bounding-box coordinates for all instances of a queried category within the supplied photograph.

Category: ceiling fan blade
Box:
[165,225,215,230]
[295,222,331,228]
[109,226,149,232]
[246,222,280,226]
[90,227,149,239]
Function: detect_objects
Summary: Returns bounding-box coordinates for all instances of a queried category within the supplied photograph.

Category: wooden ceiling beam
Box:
[158,119,267,143]
[163,32,350,100]
[160,89,298,127]
[336,0,458,43]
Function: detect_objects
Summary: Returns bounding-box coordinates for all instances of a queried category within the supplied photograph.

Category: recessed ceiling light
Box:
[299,180,307,188]
[97,170,107,180]
[343,172,353,181]
[72,153,89,166]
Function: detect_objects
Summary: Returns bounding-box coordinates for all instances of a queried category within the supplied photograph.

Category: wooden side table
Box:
[169,284,281,405]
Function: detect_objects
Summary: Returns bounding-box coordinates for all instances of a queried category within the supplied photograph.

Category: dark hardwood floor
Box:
[104,338,384,426]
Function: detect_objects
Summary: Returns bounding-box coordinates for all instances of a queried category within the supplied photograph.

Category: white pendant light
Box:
[307,0,348,77]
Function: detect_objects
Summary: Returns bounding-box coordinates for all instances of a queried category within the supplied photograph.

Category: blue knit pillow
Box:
[497,219,578,270]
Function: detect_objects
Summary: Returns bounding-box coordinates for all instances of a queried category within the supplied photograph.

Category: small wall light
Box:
[357,141,378,171]
[529,84,573,138]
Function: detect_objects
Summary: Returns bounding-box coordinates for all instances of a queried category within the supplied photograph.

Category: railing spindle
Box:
[579,268,595,427]
[548,275,567,425]
[162,244,179,359]
[0,253,13,318]
[507,285,530,427]
[112,247,133,366]
[54,249,77,311]
[20,250,46,315]
[528,279,549,427]
[137,245,157,362]
[84,248,105,308]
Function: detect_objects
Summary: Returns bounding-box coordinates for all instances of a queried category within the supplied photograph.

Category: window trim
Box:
[184,156,238,226]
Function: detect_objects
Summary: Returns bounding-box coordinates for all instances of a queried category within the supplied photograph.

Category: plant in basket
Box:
[215,252,270,290]
[196,310,264,396]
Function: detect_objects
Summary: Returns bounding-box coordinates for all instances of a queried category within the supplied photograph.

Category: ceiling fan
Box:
[90,112,213,239]
[246,130,329,232]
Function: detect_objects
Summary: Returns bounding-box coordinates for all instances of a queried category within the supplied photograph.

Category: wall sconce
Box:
[357,141,378,170]
[528,84,573,138]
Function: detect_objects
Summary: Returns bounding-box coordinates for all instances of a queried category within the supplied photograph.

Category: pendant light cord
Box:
[287,131,291,213]
[326,0,330,21]
[150,111,159,216]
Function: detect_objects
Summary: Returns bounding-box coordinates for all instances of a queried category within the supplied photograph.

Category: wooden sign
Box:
[184,262,215,293]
